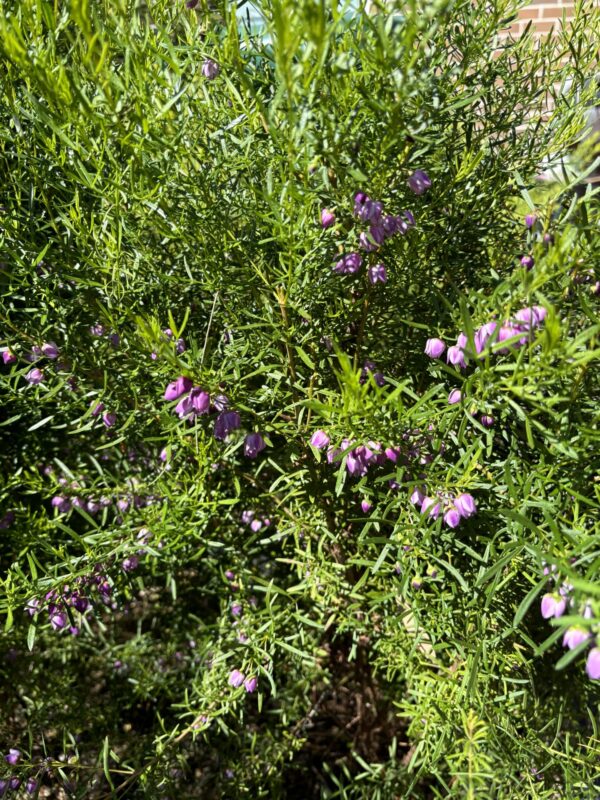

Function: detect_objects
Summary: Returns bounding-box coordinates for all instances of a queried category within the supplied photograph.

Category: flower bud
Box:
[228,669,245,688]
[424,338,445,359]
[407,169,431,195]
[202,58,220,80]
[321,209,335,228]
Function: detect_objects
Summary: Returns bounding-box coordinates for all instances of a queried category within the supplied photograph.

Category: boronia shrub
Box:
[1,0,599,796]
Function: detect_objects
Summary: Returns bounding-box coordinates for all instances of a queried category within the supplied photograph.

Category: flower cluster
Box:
[410,487,477,528]
[163,377,266,458]
[228,669,258,693]
[327,184,419,278]
[425,305,548,370]
[540,565,599,680]
[431,309,548,367]
[241,510,272,532]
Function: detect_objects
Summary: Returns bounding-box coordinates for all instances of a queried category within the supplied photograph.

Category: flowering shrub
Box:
[1,0,599,796]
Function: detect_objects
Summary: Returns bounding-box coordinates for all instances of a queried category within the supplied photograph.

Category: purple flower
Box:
[540,593,567,619]
[562,627,589,650]
[321,209,335,228]
[228,669,245,688]
[214,410,241,440]
[90,324,105,336]
[244,433,266,458]
[51,496,71,514]
[448,389,462,405]
[8,779,20,791]
[91,400,105,417]
[496,325,519,353]
[475,321,497,354]
[102,412,117,428]
[421,496,441,519]
[2,349,16,364]
[410,487,425,506]
[333,252,362,274]
[244,675,258,693]
[520,255,534,270]
[525,213,537,229]
[122,556,139,573]
[41,341,59,358]
[108,333,120,347]
[250,519,262,532]
[0,779,7,796]
[361,499,372,513]
[454,493,477,518]
[586,647,600,679]
[25,368,44,384]
[443,507,461,528]
[175,337,186,354]
[424,338,445,359]
[447,345,467,369]
[356,198,383,224]
[117,498,130,513]
[231,603,242,617]
[186,0,199,7]
[50,611,67,630]
[310,430,330,449]
[202,58,220,79]
[213,393,229,412]
[164,375,193,401]
[25,778,38,795]
[26,598,40,616]
[5,749,20,766]
[368,263,387,285]
[532,305,547,325]
[407,169,431,195]
[359,231,379,252]
[189,387,210,415]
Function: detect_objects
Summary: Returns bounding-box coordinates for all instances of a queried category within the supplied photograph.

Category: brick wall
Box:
[508,0,576,37]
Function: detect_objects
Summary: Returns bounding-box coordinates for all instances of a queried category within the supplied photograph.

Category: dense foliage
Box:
[1,0,600,796]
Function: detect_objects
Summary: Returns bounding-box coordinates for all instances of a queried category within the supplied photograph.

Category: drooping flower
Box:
[25,778,38,795]
[562,627,590,650]
[448,389,462,405]
[540,593,567,619]
[585,647,600,679]
[410,487,425,506]
[214,410,241,440]
[102,412,117,428]
[244,433,266,458]
[5,749,20,766]
[51,496,71,514]
[202,58,220,80]
[496,325,520,353]
[480,414,494,428]
[91,400,105,417]
[310,430,330,449]
[228,669,245,688]
[525,213,537,229]
[25,368,44,384]
[333,252,362,274]
[50,610,67,630]
[41,341,59,358]
[475,321,497,354]
[424,338,445,359]
[122,556,139,573]
[2,349,16,364]
[407,169,431,195]
[520,255,534,270]
[447,344,467,369]
[368,263,387,285]
[243,676,258,693]
[443,507,461,528]
[164,376,193,402]
[361,499,372,514]
[454,493,477,518]
[321,209,335,228]
[421,496,441,519]
[189,387,210,415]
